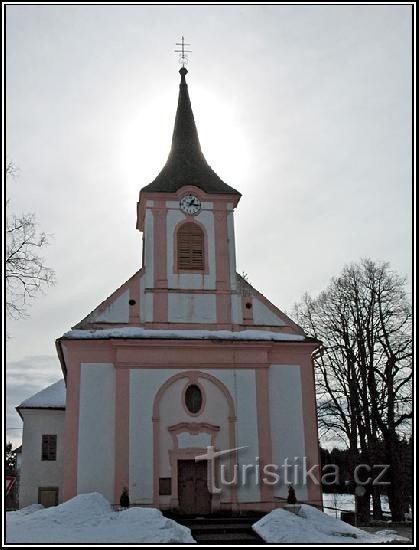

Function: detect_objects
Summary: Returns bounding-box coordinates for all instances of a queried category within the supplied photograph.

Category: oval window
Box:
[185,384,203,414]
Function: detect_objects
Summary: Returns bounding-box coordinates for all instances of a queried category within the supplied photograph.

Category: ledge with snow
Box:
[62,327,307,341]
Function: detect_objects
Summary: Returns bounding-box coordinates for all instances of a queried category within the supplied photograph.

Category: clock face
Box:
[180,194,201,215]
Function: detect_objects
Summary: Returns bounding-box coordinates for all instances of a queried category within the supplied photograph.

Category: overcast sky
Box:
[5,4,412,446]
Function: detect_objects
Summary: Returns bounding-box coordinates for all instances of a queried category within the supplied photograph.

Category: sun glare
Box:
[190,85,250,184]
[118,85,250,196]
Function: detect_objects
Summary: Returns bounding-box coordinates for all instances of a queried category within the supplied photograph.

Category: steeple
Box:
[140,68,240,196]
[170,67,202,162]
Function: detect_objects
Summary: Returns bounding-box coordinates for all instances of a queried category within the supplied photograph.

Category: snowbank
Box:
[253,504,409,544]
[63,327,306,342]
[7,504,44,518]
[6,493,195,544]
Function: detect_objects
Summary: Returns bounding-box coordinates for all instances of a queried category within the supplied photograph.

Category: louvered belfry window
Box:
[177,222,204,270]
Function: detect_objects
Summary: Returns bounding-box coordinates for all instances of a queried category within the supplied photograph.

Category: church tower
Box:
[70,66,305,333]
[136,66,241,328]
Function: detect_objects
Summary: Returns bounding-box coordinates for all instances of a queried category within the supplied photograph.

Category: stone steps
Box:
[194,531,264,544]
[166,514,266,545]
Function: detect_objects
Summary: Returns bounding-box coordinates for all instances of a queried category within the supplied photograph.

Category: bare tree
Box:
[293,259,412,521]
[6,163,56,318]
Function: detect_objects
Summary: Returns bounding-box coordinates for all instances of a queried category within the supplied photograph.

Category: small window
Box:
[159,478,172,495]
[38,487,58,507]
[42,435,57,461]
[177,222,204,270]
[185,384,203,414]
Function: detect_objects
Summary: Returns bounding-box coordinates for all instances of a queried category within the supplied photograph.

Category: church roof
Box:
[16,379,66,416]
[140,68,240,196]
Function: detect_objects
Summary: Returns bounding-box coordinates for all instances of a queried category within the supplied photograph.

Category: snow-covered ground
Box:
[322,492,390,517]
[6,493,195,544]
[253,504,410,544]
[7,493,410,544]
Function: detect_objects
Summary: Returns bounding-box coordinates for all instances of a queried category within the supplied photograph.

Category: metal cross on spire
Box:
[175,36,192,67]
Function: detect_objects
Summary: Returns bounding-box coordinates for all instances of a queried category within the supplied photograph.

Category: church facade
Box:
[18,67,322,514]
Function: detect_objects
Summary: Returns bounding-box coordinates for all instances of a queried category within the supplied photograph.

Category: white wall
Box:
[168,293,217,323]
[92,290,129,323]
[227,210,242,325]
[227,208,237,291]
[252,297,286,326]
[177,432,212,448]
[19,409,65,508]
[140,272,153,323]
[231,293,242,324]
[140,207,155,323]
[77,363,115,503]
[129,369,182,504]
[268,365,307,500]
[204,369,260,503]
[143,207,154,289]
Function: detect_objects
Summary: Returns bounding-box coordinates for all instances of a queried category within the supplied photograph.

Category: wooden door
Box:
[178,460,211,515]
[38,487,58,507]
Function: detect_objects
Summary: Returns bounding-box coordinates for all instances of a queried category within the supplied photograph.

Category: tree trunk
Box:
[356,490,371,524]
[385,435,407,522]
[371,486,383,520]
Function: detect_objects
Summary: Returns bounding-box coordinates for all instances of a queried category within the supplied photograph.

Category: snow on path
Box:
[6,493,195,544]
[253,504,409,544]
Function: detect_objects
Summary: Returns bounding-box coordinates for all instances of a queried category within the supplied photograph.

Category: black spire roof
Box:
[140,68,240,196]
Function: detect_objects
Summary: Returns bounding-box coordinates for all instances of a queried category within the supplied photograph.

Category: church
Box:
[17,64,322,514]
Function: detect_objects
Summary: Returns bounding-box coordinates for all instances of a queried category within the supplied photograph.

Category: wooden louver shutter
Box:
[177,222,204,270]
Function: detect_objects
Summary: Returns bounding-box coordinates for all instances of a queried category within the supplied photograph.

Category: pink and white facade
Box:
[18,67,322,513]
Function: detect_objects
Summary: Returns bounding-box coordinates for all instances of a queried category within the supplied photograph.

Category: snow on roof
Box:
[62,327,306,342]
[18,379,66,410]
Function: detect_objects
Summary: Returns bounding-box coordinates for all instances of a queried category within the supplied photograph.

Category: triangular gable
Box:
[236,273,305,335]
[73,268,143,329]
[70,269,302,332]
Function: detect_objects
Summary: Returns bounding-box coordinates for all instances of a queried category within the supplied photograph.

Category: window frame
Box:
[38,486,59,507]
[41,434,57,461]
[182,381,206,417]
[159,477,172,496]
